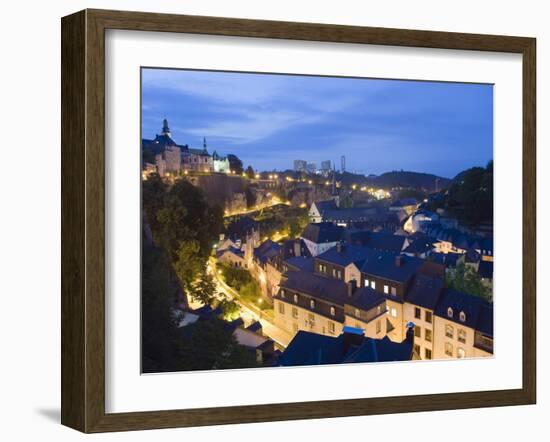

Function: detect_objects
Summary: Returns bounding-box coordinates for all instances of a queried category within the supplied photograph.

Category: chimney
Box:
[293,240,301,257]
[342,326,364,355]
[395,255,403,267]
[405,322,415,344]
[347,279,357,297]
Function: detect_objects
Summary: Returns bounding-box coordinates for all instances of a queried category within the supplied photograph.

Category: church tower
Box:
[161,118,171,137]
[331,163,340,207]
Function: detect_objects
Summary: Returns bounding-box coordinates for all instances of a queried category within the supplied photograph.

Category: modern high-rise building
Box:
[306,162,317,174]
[294,159,307,172]
[341,155,346,173]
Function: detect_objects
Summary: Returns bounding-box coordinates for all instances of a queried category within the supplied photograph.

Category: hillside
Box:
[365,171,451,192]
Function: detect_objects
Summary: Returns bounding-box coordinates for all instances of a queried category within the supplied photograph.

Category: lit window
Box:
[457,347,466,359]
[293,294,298,303]
[458,329,467,344]
[445,324,454,339]
[370,281,376,290]
[425,311,433,324]
[384,285,389,294]
[391,286,397,296]
[330,306,336,316]
[445,342,453,357]
[425,328,432,343]
[355,308,360,317]
[391,308,397,318]
[459,311,466,322]
[280,289,285,297]
[414,307,421,319]
[447,307,454,318]
[364,278,370,287]
[310,299,315,309]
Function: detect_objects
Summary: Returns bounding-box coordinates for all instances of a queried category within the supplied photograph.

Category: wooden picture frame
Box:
[61,8,536,433]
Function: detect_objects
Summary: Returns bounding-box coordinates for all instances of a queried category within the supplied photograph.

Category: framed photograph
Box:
[61,9,536,433]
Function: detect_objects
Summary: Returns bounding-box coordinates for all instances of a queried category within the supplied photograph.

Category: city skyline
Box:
[142,68,493,179]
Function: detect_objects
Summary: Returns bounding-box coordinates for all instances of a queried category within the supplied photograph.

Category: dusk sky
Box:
[141,68,493,179]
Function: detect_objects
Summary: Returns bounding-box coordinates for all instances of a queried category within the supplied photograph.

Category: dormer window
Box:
[310,299,315,309]
[459,311,466,322]
[330,306,336,316]
[355,308,360,317]
[447,307,454,318]
[280,289,285,298]
[293,294,298,303]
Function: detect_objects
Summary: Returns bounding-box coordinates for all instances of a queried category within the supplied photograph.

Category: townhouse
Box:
[273,240,494,361]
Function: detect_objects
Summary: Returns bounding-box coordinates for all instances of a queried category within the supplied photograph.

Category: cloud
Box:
[181,109,322,144]
[142,69,287,106]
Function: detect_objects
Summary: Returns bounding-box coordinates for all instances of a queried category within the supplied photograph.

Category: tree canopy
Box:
[141,234,257,372]
[445,262,492,301]
[431,161,493,226]
[142,175,224,299]
[227,154,244,175]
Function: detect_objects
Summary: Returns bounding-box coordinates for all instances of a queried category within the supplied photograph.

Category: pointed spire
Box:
[332,162,337,196]
[203,137,207,150]
[332,162,340,207]
[161,118,171,136]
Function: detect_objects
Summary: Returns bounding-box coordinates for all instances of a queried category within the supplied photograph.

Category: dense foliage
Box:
[227,154,244,175]
[430,161,493,226]
[142,175,257,372]
[254,207,309,240]
[445,262,492,302]
[218,263,266,308]
[142,175,224,300]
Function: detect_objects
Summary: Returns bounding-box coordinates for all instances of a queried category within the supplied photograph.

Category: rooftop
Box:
[360,252,424,283]
[405,274,445,310]
[278,271,349,305]
[301,222,344,244]
[279,329,414,366]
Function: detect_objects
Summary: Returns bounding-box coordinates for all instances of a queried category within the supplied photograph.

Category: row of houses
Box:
[272,241,493,361]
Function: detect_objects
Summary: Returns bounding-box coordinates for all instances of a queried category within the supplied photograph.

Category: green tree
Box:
[227,154,244,175]
[442,162,493,226]
[245,165,255,179]
[142,239,258,373]
[445,262,491,301]
[179,319,258,370]
[396,188,427,202]
[189,271,218,305]
[219,296,240,321]
[141,242,185,373]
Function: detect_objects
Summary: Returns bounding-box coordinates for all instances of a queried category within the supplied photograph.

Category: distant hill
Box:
[278,169,450,192]
[366,171,451,192]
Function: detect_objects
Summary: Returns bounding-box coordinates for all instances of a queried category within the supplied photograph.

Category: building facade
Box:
[272,242,493,361]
